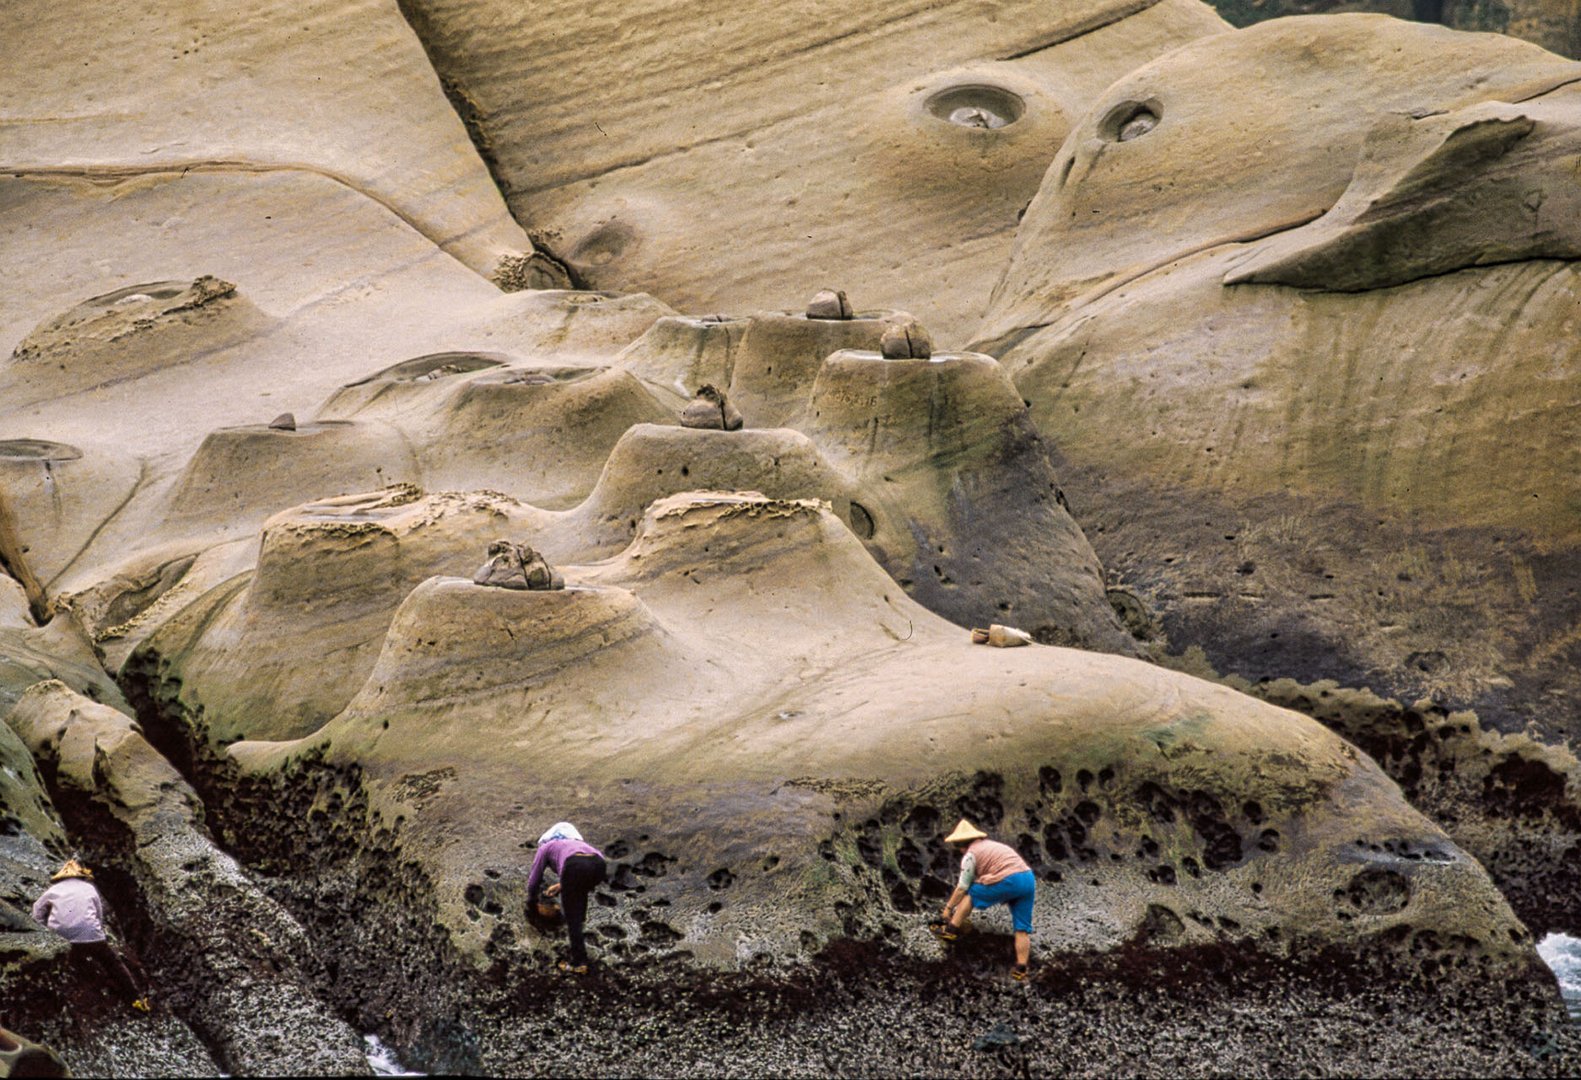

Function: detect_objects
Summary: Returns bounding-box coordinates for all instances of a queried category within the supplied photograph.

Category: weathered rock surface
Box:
[129,495,1533,992]
[6,681,370,1076]
[319,359,675,509]
[979,16,1579,349]
[396,0,1229,340]
[1209,0,1581,59]
[973,13,1581,927]
[1247,679,1581,937]
[2,0,531,274]
[0,678,219,1077]
[4,2,1580,1074]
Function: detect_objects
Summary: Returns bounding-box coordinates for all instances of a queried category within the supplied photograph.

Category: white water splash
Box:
[364,1034,423,1077]
[1537,932,1581,1018]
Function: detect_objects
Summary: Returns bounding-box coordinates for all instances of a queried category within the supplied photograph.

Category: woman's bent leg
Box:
[559,856,607,965]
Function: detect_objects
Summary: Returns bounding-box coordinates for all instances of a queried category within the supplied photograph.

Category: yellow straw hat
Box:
[944,819,988,844]
[51,859,92,881]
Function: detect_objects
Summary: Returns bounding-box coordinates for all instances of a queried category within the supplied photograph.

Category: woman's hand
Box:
[545,883,562,898]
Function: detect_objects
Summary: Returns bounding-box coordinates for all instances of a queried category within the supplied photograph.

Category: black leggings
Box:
[559,855,607,964]
[71,940,142,1000]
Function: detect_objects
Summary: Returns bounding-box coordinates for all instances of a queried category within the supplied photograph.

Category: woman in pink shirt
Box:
[31,860,150,1011]
[526,822,607,974]
[933,819,1036,980]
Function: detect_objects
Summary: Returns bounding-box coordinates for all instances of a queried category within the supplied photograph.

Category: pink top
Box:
[526,838,604,903]
[961,838,1031,888]
[31,878,106,943]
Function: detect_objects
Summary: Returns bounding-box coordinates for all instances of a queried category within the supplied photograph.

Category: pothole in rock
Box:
[72,280,192,314]
[568,220,639,269]
[0,439,82,462]
[1099,99,1161,142]
[927,85,1026,129]
[344,352,511,387]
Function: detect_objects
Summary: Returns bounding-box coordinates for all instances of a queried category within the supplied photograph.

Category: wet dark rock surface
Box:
[2,671,1577,1076]
[257,936,1580,1078]
[1248,679,1581,939]
[1055,458,1581,937]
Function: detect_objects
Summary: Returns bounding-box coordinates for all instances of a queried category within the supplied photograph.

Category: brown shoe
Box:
[556,961,589,976]
[1010,964,1029,982]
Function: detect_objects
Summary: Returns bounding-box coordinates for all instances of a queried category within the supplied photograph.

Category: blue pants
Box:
[969,870,1036,933]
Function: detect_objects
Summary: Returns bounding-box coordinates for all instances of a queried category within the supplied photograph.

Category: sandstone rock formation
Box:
[395,0,1229,340]
[1209,0,1581,59]
[3,0,533,275]
[7,681,370,1076]
[976,12,1581,929]
[131,494,1533,983]
[0,1028,67,1078]
[678,385,745,432]
[3,2,1580,1075]
[473,540,564,592]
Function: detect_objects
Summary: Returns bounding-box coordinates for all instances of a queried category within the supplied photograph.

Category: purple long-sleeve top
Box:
[31,878,106,943]
[526,838,604,903]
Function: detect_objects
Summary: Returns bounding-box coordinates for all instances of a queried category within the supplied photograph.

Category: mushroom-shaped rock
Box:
[198,492,1532,982]
[473,540,565,591]
[569,424,864,556]
[127,488,551,746]
[808,349,1131,652]
[320,361,673,509]
[725,310,896,427]
[679,385,745,431]
[168,419,419,538]
[312,576,664,735]
[806,289,855,320]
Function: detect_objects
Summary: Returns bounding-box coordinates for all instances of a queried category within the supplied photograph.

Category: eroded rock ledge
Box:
[92,493,1569,1074]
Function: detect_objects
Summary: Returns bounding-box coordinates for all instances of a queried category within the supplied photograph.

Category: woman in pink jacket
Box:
[32,860,149,1011]
[526,822,607,974]
[932,820,1036,980]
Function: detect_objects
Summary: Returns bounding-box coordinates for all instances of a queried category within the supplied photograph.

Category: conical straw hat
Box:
[51,859,92,881]
[944,819,987,844]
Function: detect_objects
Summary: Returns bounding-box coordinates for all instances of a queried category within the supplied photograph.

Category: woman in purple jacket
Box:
[526,822,607,974]
[32,859,150,1011]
